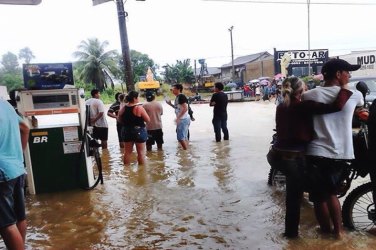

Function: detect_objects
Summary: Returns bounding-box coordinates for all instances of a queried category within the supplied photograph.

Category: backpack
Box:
[177,94,194,118]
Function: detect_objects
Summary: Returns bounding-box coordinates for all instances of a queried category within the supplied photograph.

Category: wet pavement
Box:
[3,100,376,249]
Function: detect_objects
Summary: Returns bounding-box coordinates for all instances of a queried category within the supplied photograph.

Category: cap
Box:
[321,59,361,76]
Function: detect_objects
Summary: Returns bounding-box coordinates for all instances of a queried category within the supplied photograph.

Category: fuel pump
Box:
[16,88,103,194]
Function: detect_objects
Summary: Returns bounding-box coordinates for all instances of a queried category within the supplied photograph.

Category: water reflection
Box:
[26,190,107,248]
[3,101,376,249]
[212,142,233,192]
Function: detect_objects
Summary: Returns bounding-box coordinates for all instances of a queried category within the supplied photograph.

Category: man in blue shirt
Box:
[0,99,29,249]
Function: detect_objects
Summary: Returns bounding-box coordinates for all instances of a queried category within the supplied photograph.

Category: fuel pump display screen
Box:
[33,94,70,109]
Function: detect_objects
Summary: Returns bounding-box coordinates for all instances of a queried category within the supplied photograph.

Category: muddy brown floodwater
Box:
[2,100,376,249]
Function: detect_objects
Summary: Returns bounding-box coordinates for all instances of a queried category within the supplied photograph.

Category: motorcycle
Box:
[267,82,376,231]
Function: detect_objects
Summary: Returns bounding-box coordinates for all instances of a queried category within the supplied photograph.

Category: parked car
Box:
[348,76,376,104]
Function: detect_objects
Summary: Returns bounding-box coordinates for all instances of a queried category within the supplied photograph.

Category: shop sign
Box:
[357,55,376,70]
[275,49,328,65]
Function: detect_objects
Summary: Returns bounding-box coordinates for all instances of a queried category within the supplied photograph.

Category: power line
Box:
[202,0,376,5]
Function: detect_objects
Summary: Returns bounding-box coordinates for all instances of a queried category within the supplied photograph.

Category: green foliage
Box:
[115,50,158,85]
[162,59,195,84]
[224,86,232,91]
[1,52,20,73]
[75,79,123,104]
[131,50,156,83]
[74,79,95,99]
[301,75,321,87]
[100,88,117,104]
[160,83,172,97]
[0,71,23,91]
[73,38,119,91]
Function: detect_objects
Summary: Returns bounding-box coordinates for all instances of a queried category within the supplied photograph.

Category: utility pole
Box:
[228,26,235,82]
[194,59,197,83]
[116,0,134,91]
[307,0,311,76]
[94,0,145,91]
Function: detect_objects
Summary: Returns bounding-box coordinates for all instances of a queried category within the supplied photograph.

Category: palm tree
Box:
[73,38,119,91]
[162,59,194,84]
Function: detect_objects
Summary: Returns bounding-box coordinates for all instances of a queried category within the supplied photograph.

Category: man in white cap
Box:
[302,58,363,239]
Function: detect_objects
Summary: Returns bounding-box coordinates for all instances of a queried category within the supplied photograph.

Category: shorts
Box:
[122,126,148,143]
[176,118,190,141]
[305,156,349,202]
[116,123,124,143]
[93,126,108,141]
[146,129,164,146]
[0,174,26,228]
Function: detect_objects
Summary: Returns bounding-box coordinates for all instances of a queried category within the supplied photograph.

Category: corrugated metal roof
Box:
[195,67,221,76]
[221,51,272,68]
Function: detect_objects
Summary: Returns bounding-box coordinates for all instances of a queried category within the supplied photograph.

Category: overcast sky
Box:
[1,0,375,68]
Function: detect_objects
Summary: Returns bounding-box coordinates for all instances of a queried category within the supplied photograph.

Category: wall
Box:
[245,58,274,82]
[0,85,9,100]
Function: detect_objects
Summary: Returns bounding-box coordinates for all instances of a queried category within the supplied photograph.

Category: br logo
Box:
[33,136,48,143]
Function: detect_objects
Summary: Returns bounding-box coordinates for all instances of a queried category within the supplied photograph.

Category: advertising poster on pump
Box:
[23,63,74,90]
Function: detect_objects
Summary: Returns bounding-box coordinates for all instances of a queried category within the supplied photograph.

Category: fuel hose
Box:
[76,105,104,190]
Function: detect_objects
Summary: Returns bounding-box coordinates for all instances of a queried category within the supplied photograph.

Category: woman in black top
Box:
[118,91,150,165]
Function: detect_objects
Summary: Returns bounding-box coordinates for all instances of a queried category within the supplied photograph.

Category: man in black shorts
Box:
[143,91,164,151]
[86,89,109,149]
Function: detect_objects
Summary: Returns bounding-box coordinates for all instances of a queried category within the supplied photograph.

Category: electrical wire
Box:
[202,0,376,6]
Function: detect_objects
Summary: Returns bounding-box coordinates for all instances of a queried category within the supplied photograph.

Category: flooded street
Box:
[6,100,376,249]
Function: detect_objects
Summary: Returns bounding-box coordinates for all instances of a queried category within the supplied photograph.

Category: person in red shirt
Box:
[273,76,352,238]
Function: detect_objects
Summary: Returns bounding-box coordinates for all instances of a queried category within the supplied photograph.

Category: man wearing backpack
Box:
[166,83,190,150]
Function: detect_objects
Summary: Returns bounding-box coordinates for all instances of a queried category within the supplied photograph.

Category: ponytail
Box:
[281,77,304,107]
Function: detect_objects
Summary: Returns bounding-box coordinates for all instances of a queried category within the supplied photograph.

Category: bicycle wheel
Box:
[267,167,286,187]
[342,182,376,230]
[93,147,102,181]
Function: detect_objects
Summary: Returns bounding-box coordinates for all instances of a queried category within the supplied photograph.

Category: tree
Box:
[1,52,19,73]
[72,38,119,91]
[131,50,157,82]
[115,50,157,84]
[162,59,195,84]
[0,72,23,91]
[19,47,35,64]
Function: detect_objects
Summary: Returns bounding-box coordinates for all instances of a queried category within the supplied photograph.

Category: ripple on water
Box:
[21,102,376,249]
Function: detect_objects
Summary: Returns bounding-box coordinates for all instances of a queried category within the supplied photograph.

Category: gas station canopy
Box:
[0,0,41,5]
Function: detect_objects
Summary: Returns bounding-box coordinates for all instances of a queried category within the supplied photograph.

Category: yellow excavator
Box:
[137,67,160,95]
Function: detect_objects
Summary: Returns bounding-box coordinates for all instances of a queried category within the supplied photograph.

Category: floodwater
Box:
[3,100,376,249]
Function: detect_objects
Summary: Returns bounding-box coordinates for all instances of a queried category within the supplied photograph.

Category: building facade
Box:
[220,51,272,84]
[339,50,376,77]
